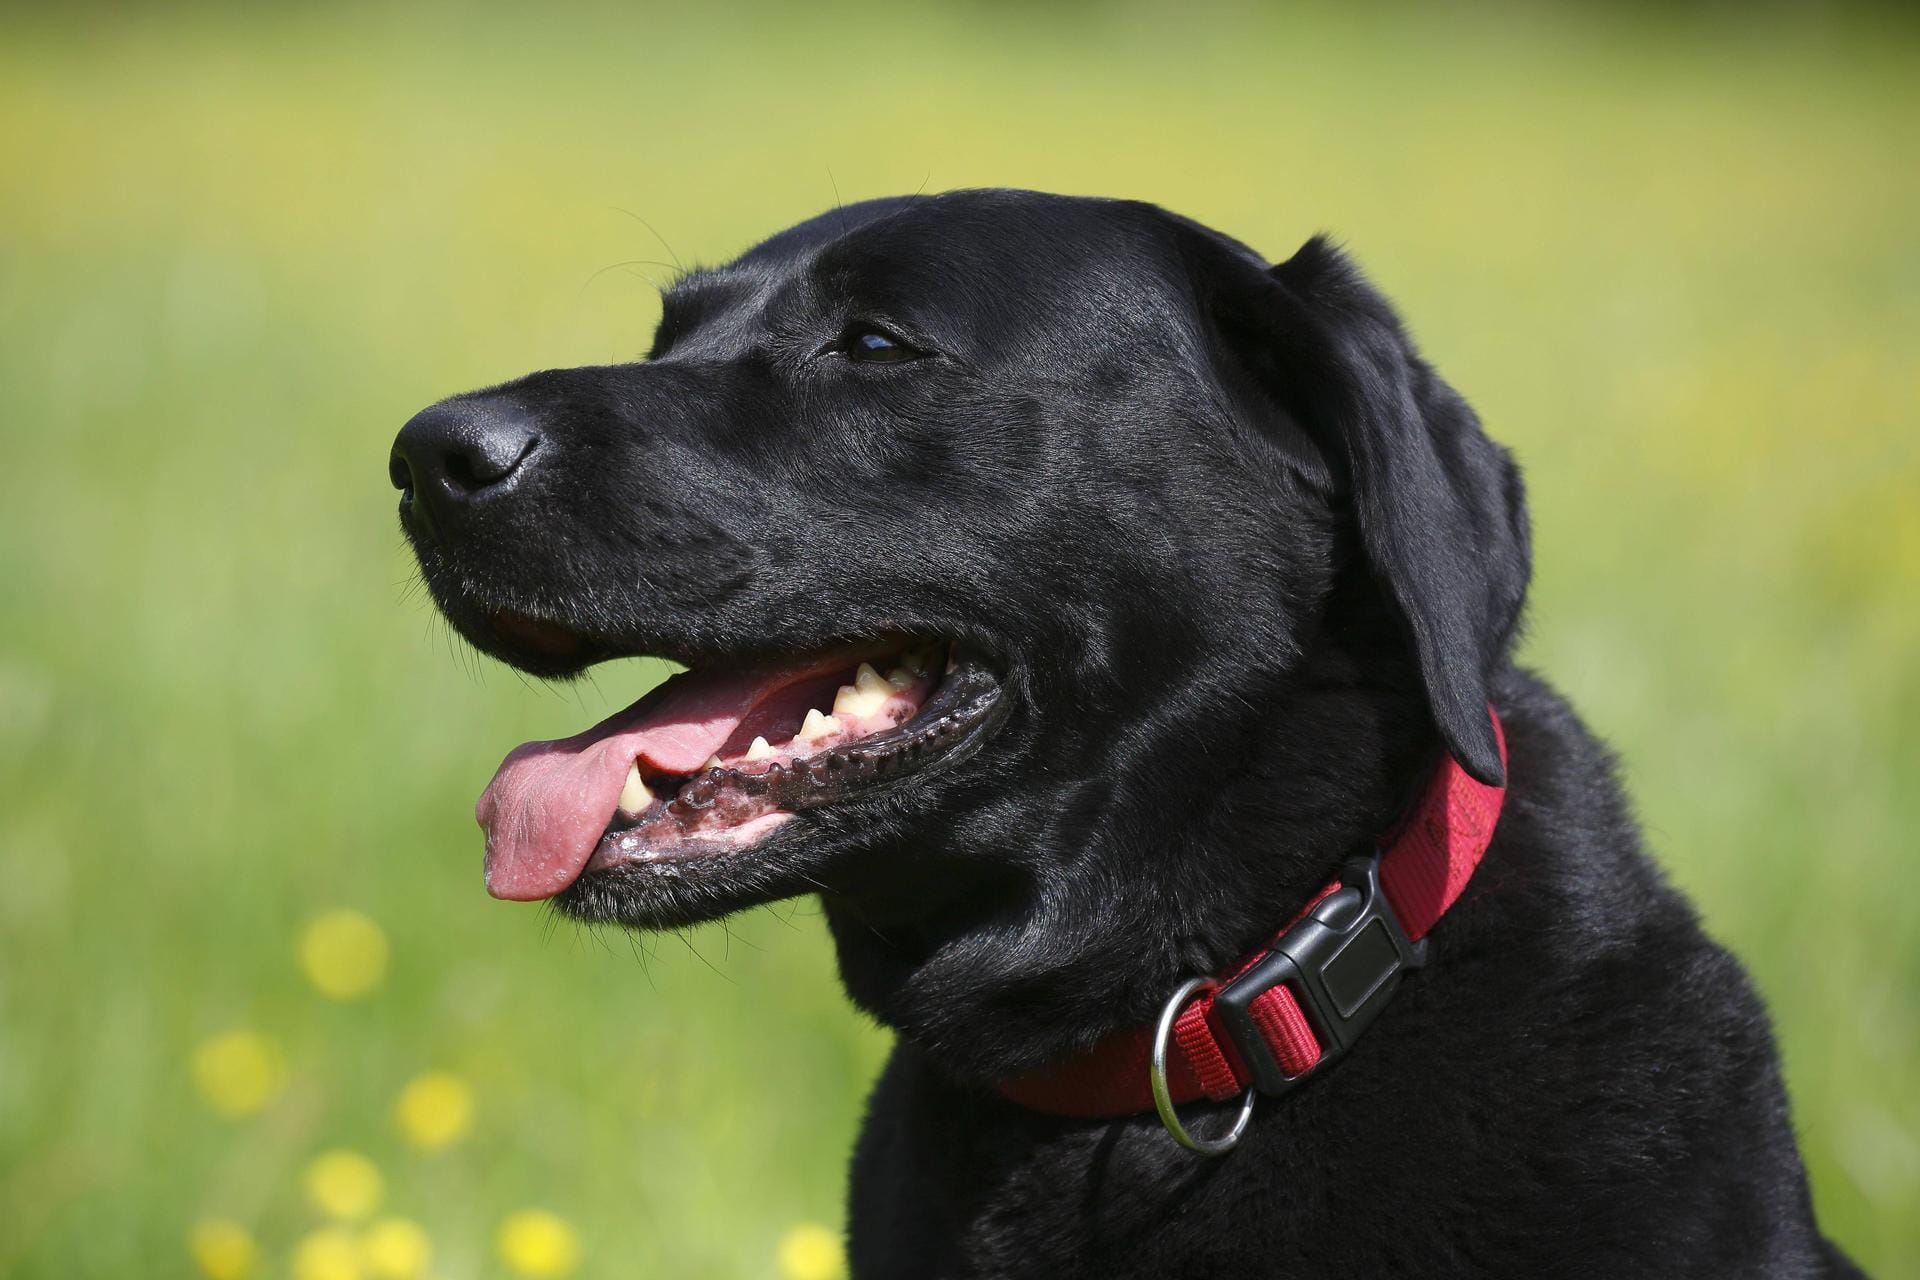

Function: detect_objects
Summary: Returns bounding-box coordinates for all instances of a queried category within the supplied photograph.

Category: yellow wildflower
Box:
[291,1227,364,1280]
[393,1070,473,1150]
[777,1223,845,1280]
[191,1030,287,1118]
[361,1216,432,1280]
[496,1208,581,1278]
[303,1149,384,1221]
[299,909,389,1000]
[187,1218,258,1280]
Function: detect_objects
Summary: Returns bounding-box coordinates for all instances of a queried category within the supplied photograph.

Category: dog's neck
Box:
[822,602,1448,1087]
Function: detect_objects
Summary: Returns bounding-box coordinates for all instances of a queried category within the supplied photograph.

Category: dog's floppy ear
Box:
[1189,228,1530,785]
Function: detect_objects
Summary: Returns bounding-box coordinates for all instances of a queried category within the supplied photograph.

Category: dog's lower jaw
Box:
[554,830,826,929]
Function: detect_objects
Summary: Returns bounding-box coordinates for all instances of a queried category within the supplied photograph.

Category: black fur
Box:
[392,190,1857,1277]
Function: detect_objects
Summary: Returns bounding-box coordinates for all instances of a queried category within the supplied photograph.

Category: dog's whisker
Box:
[577,256,682,300]
[607,206,683,273]
[674,927,735,986]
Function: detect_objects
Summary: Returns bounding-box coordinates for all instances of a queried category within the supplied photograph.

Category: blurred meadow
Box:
[1,1,1916,1275]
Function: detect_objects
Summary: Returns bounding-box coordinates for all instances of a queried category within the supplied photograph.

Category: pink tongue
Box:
[476,657,845,901]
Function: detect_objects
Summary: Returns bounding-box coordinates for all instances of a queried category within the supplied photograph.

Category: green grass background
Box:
[1,2,1915,1275]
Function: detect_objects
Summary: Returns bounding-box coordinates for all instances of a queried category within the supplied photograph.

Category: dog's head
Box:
[391,190,1528,1077]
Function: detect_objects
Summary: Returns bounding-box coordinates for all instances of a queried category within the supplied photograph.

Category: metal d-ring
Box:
[1149,976,1257,1156]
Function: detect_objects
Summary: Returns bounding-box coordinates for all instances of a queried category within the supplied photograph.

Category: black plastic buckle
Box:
[1213,851,1428,1096]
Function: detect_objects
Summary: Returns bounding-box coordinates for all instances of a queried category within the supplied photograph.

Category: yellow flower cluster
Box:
[190,1213,434,1280]
[186,904,835,1278]
[189,909,517,1280]
[190,909,392,1120]
[289,1216,432,1280]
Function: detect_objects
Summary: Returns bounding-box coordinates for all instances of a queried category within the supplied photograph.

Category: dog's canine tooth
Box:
[745,736,774,761]
[833,663,894,718]
[797,706,839,744]
[617,762,653,817]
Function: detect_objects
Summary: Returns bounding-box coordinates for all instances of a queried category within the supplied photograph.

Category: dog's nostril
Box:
[443,449,481,491]
[442,437,532,492]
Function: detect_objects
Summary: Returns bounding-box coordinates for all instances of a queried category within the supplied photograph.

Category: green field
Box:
[1,3,1915,1276]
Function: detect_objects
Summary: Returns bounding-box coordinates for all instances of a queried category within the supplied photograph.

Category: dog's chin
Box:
[438,593,1014,924]
[409,548,624,678]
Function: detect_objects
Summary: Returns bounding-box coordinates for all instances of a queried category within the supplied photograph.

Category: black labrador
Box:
[389,190,1858,1277]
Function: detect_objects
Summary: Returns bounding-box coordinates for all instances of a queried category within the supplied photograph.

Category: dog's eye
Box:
[835,324,922,364]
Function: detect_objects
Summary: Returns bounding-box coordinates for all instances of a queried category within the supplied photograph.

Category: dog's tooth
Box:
[703,754,724,771]
[617,763,654,817]
[745,736,774,761]
[833,663,893,718]
[797,707,839,744]
[885,665,916,691]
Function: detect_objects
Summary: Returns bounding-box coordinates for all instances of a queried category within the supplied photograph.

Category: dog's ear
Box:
[1184,226,1530,785]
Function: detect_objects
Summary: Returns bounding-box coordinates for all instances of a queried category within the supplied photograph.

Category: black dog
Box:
[390,190,1858,1277]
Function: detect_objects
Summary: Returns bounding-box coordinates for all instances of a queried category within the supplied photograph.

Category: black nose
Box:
[389,397,540,535]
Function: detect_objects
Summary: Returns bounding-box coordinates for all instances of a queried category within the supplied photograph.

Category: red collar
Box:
[999,714,1507,1120]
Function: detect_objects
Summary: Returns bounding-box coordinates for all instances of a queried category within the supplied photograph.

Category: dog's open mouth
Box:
[476,636,1005,900]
